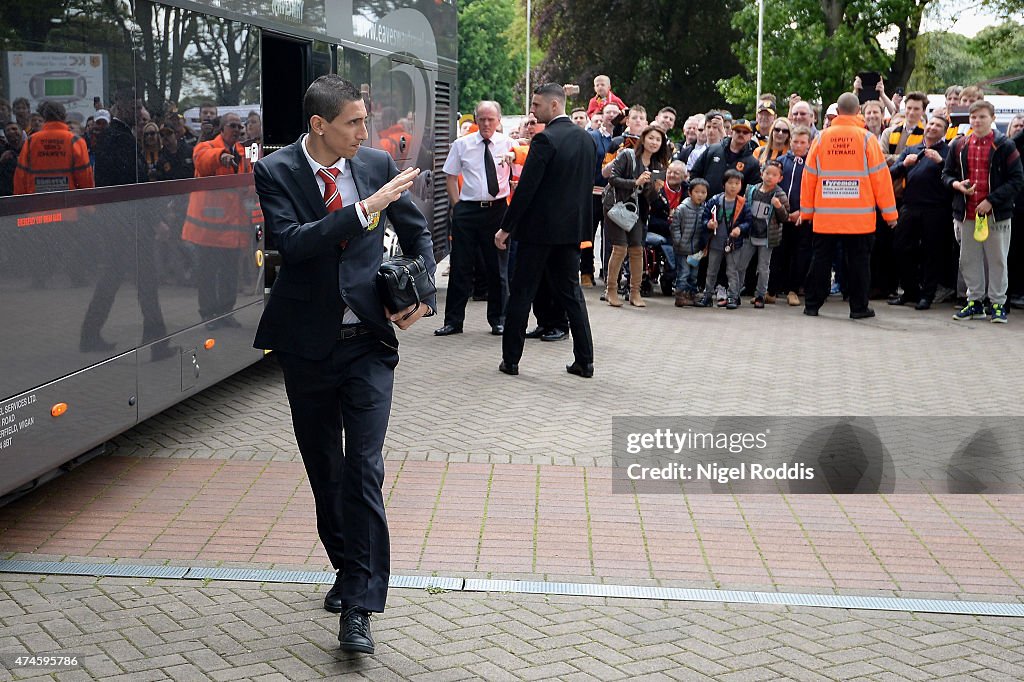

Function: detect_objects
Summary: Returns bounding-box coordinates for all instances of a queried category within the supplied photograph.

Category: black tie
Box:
[483,137,499,197]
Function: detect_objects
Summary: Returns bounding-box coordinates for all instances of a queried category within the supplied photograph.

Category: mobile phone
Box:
[857,71,881,104]
[650,169,665,179]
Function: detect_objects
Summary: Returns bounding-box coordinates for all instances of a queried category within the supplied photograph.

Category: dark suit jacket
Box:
[253,136,436,359]
[501,116,596,244]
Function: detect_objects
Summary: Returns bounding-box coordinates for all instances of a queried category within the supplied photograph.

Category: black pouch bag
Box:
[376,255,436,314]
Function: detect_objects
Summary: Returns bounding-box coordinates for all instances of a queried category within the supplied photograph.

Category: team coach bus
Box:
[0,0,456,499]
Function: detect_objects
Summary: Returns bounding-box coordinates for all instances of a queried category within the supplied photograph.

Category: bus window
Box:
[313,41,334,79]
[0,0,260,192]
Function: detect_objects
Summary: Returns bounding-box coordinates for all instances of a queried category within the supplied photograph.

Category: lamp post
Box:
[756,0,764,107]
[525,0,532,115]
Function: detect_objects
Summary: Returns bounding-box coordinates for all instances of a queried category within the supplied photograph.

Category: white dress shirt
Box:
[301,134,369,323]
[442,131,513,200]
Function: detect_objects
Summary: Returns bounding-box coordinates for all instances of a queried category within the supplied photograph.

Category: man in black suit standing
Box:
[253,75,436,655]
[495,83,596,377]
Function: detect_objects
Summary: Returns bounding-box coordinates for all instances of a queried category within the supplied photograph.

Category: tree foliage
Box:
[718,0,933,116]
[457,0,526,114]
[910,21,1024,96]
[530,0,743,119]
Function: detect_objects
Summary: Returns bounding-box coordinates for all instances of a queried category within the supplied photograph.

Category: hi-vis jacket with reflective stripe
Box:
[14,121,94,194]
[800,114,897,234]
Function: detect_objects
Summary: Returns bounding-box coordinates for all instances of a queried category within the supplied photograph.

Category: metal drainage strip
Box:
[1,560,1021,618]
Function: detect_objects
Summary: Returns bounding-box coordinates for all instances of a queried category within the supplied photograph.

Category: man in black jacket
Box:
[689,119,762,195]
[93,96,144,187]
[495,83,596,378]
[887,115,954,310]
[253,75,434,654]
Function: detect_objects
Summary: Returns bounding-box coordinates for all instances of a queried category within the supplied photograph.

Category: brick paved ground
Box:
[2,575,1023,682]
[2,277,1024,679]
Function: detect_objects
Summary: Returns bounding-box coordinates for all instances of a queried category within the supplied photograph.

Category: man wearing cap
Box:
[689,118,762,196]
[754,104,776,148]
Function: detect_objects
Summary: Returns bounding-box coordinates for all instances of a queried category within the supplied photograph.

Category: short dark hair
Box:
[304,75,362,124]
[764,160,784,173]
[688,177,710,193]
[37,100,66,122]
[722,168,744,184]
[533,82,566,103]
[904,91,929,107]
[571,107,586,115]
[658,106,677,117]
[928,115,950,129]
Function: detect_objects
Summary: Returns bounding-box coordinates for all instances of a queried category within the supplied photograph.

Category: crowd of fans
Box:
[0,95,262,196]
[510,76,1024,322]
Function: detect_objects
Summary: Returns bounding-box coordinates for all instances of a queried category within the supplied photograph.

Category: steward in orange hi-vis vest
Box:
[800,114,897,234]
[182,130,254,249]
[14,120,94,194]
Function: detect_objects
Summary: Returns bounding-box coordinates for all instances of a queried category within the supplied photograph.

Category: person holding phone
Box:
[605,124,671,306]
[182,111,254,327]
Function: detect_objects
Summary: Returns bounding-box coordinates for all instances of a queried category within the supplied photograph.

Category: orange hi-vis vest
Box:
[800,114,897,234]
[14,121,94,194]
[182,134,254,249]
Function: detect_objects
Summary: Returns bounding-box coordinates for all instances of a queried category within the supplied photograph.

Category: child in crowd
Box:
[670,178,710,306]
[743,161,791,307]
[698,169,751,309]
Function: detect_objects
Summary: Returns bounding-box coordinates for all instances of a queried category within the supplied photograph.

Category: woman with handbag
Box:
[604,125,671,306]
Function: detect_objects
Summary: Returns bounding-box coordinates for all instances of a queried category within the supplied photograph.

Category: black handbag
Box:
[376,255,436,315]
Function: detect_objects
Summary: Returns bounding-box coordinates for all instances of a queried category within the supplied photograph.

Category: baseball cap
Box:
[731,119,753,133]
[94,109,111,123]
[757,103,776,116]
[825,103,839,118]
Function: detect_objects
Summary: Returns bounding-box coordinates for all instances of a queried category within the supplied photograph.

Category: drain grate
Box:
[1,559,1021,618]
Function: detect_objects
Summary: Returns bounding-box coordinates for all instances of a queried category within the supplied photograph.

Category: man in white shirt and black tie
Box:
[435,100,513,336]
[253,75,435,655]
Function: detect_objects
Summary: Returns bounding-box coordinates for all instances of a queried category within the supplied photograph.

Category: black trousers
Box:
[196,245,240,320]
[444,202,507,327]
[532,276,569,331]
[805,232,875,314]
[276,334,398,613]
[581,194,603,276]
[870,212,897,296]
[768,221,812,295]
[81,215,168,344]
[503,242,593,366]
[1009,206,1024,297]
[892,204,955,301]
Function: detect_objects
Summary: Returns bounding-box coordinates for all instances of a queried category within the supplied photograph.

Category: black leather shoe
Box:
[525,326,547,339]
[498,361,519,376]
[324,573,345,613]
[434,324,463,336]
[338,606,374,654]
[887,295,908,306]
[541,329,569,342]
[850,308,876,319]
[566,361,594,378]
[803,308,819,317]
[491,324,504,336]
[915,298,932,310]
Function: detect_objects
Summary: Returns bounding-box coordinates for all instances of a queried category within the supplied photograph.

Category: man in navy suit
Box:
[253,75,436,655]
[495,83,596,377]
